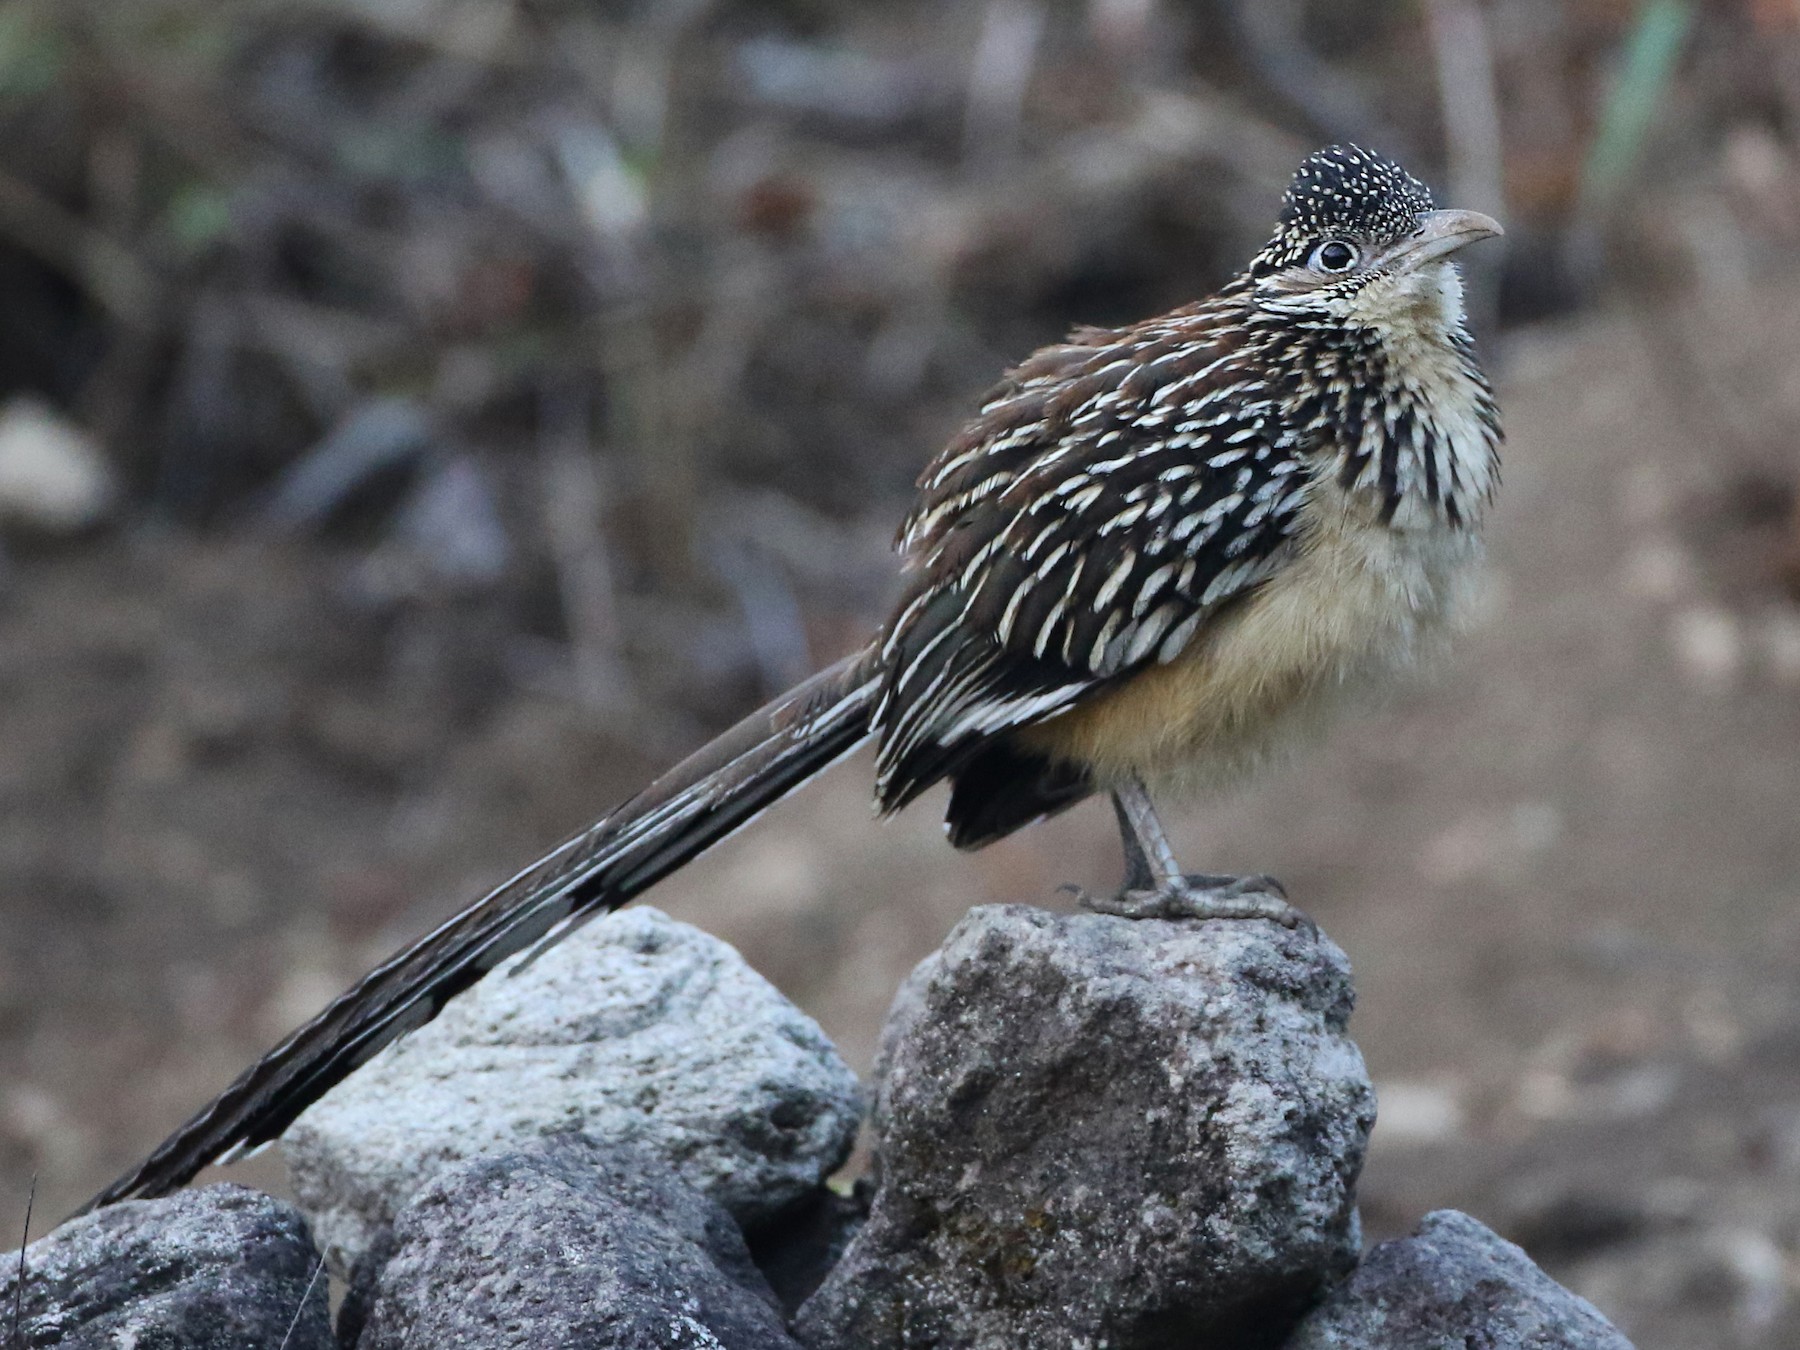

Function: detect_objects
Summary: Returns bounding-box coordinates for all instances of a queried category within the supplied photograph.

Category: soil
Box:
[4,276,1800,1347]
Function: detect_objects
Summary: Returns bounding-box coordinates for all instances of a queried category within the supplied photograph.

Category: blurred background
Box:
[0,0,1797,1342]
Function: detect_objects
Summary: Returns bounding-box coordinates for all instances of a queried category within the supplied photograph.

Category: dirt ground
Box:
[4,272,1800,1348]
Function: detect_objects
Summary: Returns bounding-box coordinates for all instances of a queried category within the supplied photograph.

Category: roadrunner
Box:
[95,144,1502,1207]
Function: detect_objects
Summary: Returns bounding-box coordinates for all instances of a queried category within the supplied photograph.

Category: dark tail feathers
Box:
[943,742,1091,850]
[88,649,880,1210]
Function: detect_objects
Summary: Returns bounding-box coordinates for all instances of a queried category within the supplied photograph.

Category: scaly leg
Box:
[1077,774,1304,926]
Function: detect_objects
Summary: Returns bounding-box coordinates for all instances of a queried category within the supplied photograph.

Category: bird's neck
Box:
[1249,277,1501,532]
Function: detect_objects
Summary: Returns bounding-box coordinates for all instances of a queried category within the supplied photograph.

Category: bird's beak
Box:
[1383,209,1504,270]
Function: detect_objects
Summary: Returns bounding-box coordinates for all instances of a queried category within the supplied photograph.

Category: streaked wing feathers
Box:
[873,302,1309,811]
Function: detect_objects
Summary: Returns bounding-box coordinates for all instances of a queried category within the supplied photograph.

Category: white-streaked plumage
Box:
[93,144,1503,1212]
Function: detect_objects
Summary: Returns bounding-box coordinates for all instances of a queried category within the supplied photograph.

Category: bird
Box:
[91,144,1502,1209]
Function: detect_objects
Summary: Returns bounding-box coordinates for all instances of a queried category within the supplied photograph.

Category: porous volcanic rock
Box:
[1282,1208,1637,1349]
[284,906,861,1269]
[796,904,1375,1349]
[0,1184,330,1350]
[348,1133,800,1350]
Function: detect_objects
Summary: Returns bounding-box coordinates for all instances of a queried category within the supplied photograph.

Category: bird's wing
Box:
[872,309,1312,811]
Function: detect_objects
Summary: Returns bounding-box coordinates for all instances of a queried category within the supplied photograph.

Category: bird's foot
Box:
[1069,873,1309,929]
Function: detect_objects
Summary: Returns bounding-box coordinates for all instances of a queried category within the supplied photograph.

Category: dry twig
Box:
[539,383,631,713]
[0,169,158,327]
[10,1177,33,1350]
[1425,0,1507,332]
[276,1250,327,1350]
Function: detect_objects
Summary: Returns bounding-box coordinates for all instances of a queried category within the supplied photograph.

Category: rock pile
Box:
[2,903,1636,1349]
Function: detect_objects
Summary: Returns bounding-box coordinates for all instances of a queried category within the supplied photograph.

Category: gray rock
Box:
[796,904,1374,1350]
[0,1184,330,1350]
[1284,1209,1636,1349]
[284,906,861,1269]
[351,1133,801,1350]
[0,396,116,533]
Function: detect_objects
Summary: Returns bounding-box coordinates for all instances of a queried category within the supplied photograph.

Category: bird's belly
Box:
[1017,517,1483,795]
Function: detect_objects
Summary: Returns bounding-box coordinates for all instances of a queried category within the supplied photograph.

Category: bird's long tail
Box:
[88,648,882,1210]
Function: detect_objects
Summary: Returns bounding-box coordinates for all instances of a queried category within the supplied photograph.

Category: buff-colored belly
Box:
[1016,514,1482,795]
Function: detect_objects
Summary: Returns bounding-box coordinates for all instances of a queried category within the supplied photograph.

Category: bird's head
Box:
[1248,144,1502,334]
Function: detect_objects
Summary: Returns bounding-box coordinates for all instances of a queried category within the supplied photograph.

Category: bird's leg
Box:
[1078,774,1304,926]
[1110,776,1180,892]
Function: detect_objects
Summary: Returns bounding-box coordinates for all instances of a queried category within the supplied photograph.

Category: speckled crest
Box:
[1274,144,1434,252]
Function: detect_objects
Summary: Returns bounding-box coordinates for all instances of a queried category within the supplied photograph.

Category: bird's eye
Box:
[1309,240,1359,274]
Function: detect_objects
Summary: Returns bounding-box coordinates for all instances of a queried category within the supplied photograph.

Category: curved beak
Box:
[1384,208,1504,270]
